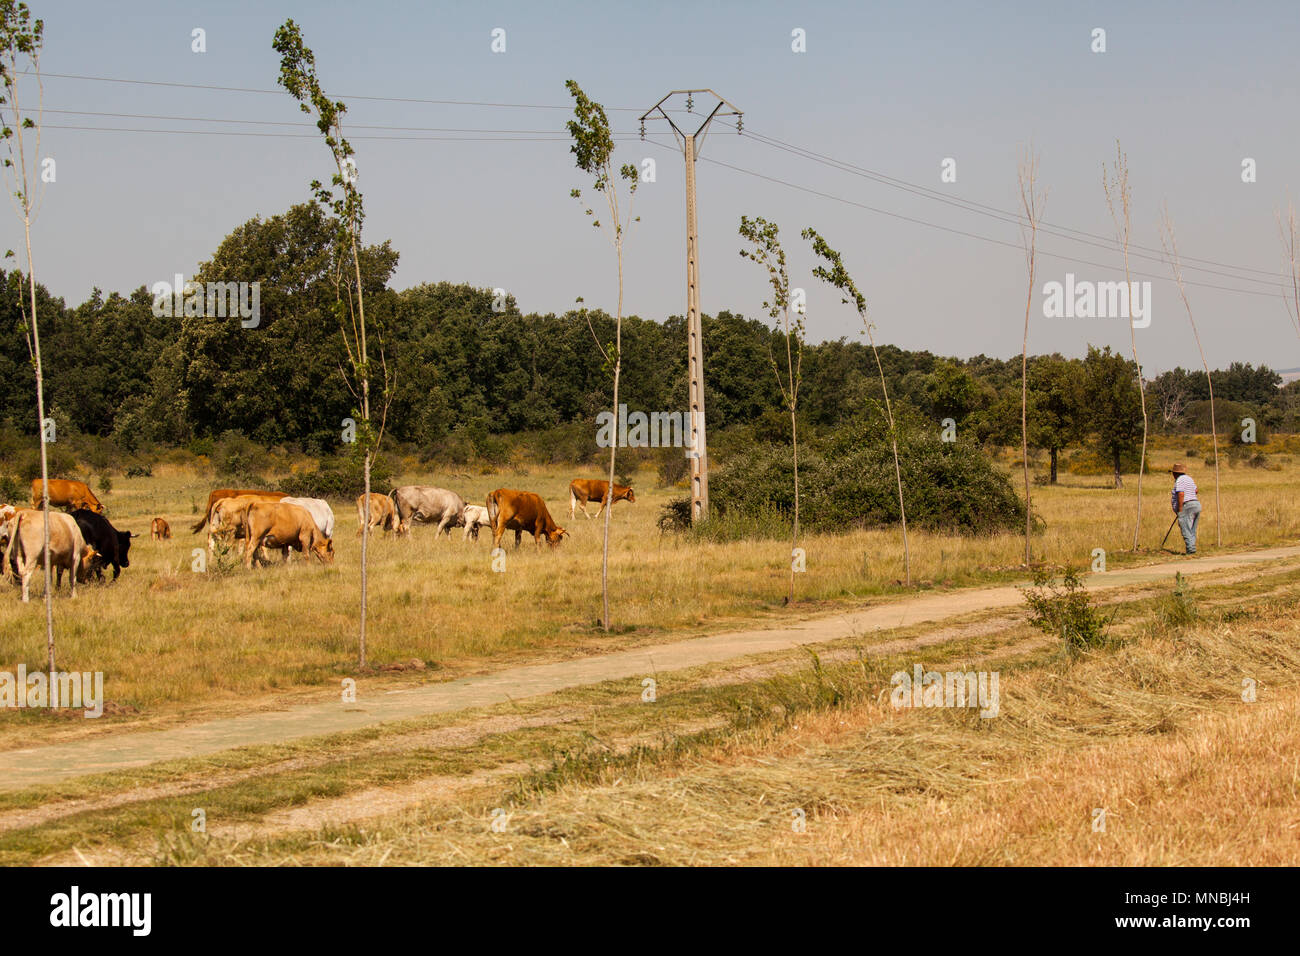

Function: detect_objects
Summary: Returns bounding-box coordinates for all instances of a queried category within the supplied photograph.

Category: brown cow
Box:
[355,492,397,537]
[30,478,104,514]
[486,489,568,549]
[191,488,286,535]
[242,501,335,568]
[569,478,636,520]
[151,517,172,540]
[3,508,98,601]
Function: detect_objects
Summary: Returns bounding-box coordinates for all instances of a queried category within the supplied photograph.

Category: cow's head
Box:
[313,536,336,564]
[115,530,134,567]
[76,545,98,582]
[76,496,106,515]
[545,527,569,547]
[621,487,636,504]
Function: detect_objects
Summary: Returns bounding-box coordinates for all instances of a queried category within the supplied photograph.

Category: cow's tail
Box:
[191,508,210,534]
[3,511,23,582]
[486,491,499,530]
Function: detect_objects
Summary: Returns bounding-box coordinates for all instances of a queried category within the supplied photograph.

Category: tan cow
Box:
[242,501,335,568]
[151,517,172,540]
[191,488,286,535]
[486,489,568,549]
[568,478,636,520]
[3,508,98,602]
[30,478,105,514]
[206,493,285,552]
[355,492,397,537]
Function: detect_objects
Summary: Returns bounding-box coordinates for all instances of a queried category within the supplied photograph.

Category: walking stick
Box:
[1160,514,1179,551]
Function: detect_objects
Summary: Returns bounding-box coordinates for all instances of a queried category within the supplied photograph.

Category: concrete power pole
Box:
[640,90,742,523]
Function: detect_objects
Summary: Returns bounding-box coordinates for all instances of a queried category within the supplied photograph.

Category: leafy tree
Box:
[275,19,396,667]
[1027,355,1086,483]
[1083,344,1143,488]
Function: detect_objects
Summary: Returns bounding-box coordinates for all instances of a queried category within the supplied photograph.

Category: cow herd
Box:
[0,476,637,600]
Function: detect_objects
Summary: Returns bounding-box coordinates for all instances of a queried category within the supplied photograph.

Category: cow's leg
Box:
[20,568,31,603]
[514,530,522,549]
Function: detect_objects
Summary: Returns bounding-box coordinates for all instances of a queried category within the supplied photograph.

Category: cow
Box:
[30,478,105,514]
[71,508,136,582]
[191,488,286,535]
[151,517,172,540]
[281,497,335,539]
[569,478,636,520]
[486,489,568,549]
[241,501,334,568]
[356,492,397,537]
[208,494,277,552]
[460,503,493,542]
[390,486,465,537]
[3,508,98,601]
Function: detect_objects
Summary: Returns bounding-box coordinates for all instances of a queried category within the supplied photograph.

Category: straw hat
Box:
[1169,463,1186,474]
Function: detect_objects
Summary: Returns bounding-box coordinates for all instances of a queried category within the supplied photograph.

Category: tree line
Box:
[0,202,1292,477]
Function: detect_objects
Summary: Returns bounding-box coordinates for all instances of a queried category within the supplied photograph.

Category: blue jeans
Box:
[1177,500,1201,554]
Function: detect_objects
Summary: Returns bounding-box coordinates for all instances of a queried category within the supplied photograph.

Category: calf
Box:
[569,478,635,520]
[151,517,172,540]
[356,492,397,537]
[486,489,568,549]
[460,504,493,542]
[71,508,136,581]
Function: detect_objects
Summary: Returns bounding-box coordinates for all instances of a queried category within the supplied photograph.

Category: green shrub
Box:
[1156,572,1197,630]
[277,452,394,501]
[1022,568,1114,653]
[0,474,20,502]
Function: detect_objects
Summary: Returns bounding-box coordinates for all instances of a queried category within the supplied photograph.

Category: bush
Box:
[706,415,1026,537]
[1156,572,1197,630]
[98,475,113,495]
[0,474,20,502]
[213,430,264,485]
[124,462,154,478]
[21,446,79,483]
[1022,568,1114,653]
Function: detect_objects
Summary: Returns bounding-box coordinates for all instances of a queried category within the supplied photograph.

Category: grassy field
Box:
[1,434,1298,751]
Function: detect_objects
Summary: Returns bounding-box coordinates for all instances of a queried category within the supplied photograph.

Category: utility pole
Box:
[640,90,742,523]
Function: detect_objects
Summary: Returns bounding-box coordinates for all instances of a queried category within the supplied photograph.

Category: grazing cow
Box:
[208,494,278,552]
[30,478,105,514]
[191,488,286,535]
[356,492,397,537]
[281,497,335,539]
[3,509,98,601]
[151,517,172,540]
[460,504,493,542]
[486,489,568,549]
[71,508,136,581]
[241,501,334,568]
[569,478,636,520]
[390,486,465,537]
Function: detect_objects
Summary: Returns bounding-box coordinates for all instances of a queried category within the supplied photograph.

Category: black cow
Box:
[71,508,135,581]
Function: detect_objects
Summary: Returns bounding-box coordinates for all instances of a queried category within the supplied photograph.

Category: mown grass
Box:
[3,564,1295,865]
[158,580,1300,866]
[1,436,1298,746]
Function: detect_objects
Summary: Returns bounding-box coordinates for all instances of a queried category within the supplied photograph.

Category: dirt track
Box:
[5,544,1298,791]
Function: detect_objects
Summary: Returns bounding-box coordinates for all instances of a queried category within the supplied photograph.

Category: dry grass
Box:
[139,583,1300,866]
[2,436,1298,748]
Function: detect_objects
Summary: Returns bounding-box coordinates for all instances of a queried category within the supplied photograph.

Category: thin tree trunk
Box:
[351,224,370,667]
[601,232,624,633]
[1050,448,1058,484]
[789,406,798,604]
[866,334,909,586]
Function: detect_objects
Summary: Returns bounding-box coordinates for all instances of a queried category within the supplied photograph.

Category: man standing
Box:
[1170,463,1201,555]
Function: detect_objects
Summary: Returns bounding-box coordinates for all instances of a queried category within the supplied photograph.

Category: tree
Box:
[1027,355,1086,483]
[1083,345,1143,487]
[275,19,394,668]
[1018,146,1046,563]
[1279,196,1300,348]
[1161,206,1221,546]
[565,79,638,633]
[1102,141,1150,549]
[739,216,804,605]
[0,0,54,671]
[803,227,910,587]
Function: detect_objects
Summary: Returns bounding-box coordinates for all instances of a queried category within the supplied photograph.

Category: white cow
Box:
[390,486,465,537]
[3,508,98,602]
[281,497,336,539]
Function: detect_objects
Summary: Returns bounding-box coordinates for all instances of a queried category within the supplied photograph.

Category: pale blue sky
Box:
[5,0,1299,373]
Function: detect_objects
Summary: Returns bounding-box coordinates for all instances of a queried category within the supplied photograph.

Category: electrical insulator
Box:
[639,121,645,140]
[736,116,743,134]
[685,94,693,112]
